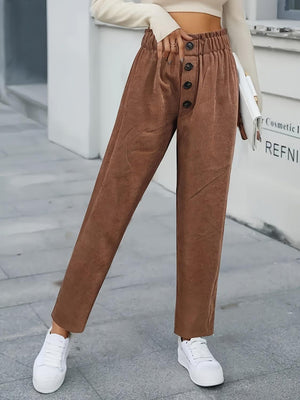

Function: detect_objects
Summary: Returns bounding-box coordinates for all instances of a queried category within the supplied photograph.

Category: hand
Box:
[156,28,194,64]
[255,98,262,142]
[256,128,262,142]
[237,109,247,140]
[238,108,262,142]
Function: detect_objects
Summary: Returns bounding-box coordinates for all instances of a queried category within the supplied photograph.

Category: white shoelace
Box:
[186,337,214,363]
[43,338,66,368]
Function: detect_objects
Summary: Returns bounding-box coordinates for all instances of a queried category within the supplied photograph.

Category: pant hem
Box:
[51,311,85,334]
[173,326,214,338]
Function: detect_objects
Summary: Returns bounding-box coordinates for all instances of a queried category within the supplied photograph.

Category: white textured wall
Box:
[244,0,278,20]
[47,0,99,158]
[227,32,300,248]
[256,0,278,19]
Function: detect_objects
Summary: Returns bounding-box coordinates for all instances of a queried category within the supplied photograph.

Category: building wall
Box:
[0,0,47,103]
[4,0,47,85]
[47,0,99,158]
[226,0,300,248]
[0,0,5,97]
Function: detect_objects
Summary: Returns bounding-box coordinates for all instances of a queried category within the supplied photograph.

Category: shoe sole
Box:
[178,345,224,387]
[32,373,66,394]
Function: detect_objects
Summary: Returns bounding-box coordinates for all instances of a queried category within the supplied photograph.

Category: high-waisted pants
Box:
[51,27,239,339]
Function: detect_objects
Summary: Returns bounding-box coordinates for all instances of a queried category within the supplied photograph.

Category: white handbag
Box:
[232,51,263,151]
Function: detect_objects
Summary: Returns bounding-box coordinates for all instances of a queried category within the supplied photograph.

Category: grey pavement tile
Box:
[223,218,273,245]
[0,226,79,256]
[217,259,300,302]
[0,112,36,126]
[12,193,90,217]
[215,286,300,337]
[0,353,31,385]
[220,239,300,273]
[133,184,175,218]
[124,309,292,385]
[0,246,73,278]
[30,225,79,250]
[207,292,300,381]
[145,180,175,198]
[0,122,43,134]
[0,178,95,202]
[97,278,176,320]
[0,367,101,400]
[0,104,14,113]
[214,288,300,369]
[156,391,212,400]
[123,312,177,352]
[204,334,284,384]
[68,318,160,368]
[112,246,176,286]
[0,265,141,310]
[0,209,87,236]
[78,349,196,400]
[201,366,300,400]
[0,305,161,373]
[151,212,176,233]
[0,330,71,372]
[30,297,125,334]
[134,288,300,374]
[0,157,99,178]
[0,203,21,219]
[0,328,80,374]
[0,304,46,342]
[0,214,61,236]
[121,214,175,258]
[248,323,300,368]
[0,130,46,147]
[0,270,65,308]
[0,266,8,280]
[0,139,79,158]
[0,150,78,172]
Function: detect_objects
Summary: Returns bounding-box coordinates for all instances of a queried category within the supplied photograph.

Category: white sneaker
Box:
[178,336,224,387]
[32,327,72,394]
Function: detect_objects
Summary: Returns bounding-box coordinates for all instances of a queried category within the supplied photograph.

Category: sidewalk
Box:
[0,101,300,400]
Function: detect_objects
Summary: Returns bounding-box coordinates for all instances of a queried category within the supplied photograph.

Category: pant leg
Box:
[174,33,239,338]
[51,32,180,333]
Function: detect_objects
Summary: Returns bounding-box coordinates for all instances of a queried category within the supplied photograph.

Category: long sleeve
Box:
[90,0,181,43]
[222,0,263,113]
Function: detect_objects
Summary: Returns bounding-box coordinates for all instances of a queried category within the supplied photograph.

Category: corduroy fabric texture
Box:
[51,27,239,338]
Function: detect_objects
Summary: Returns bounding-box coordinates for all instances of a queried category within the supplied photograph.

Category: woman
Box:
[32,0,263,394]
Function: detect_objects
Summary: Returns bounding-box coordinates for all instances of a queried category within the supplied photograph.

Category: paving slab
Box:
[0,367,102,400]
[0,225,79,256]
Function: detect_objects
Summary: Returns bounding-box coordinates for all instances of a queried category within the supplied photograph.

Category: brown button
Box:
[183,81,192,89]
[184,63,193,71]
[185,41,194,50]
[183,100,192,108]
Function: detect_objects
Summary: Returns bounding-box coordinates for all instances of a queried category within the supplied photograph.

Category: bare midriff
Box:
[168,12,222,34]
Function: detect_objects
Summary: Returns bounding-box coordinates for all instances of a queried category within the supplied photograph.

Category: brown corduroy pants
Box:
[51,27,239,339]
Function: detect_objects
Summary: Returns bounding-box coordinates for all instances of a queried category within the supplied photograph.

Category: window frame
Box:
[278,0,300,20]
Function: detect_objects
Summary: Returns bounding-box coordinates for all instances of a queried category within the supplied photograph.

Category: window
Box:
[278,0,300,19]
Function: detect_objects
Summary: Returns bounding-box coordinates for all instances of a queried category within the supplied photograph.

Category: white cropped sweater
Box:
[90,0,262,112]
